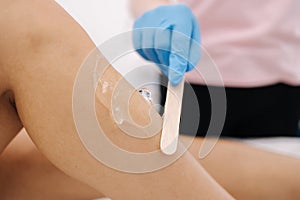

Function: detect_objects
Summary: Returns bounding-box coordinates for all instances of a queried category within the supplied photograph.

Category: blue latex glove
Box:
[133,5,201,86]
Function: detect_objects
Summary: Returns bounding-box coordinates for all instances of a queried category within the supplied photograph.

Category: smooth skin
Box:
[0,0,232,199]
[3,131,300,200]
[0,0,300,199]
[0,129,101,200]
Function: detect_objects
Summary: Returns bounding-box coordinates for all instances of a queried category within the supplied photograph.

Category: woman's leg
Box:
[0,0,233,199]
[3,131,300,200]
[3,132,300,200]
[187,136,300,200]
[0,129,102,200]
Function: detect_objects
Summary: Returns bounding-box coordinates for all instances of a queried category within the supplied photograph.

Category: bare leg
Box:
[1,1,300,200]
[0,129,102,200]
[186,136,300,200]
[0,0,232,199]
[3,132,300,200]
[3,131,300,199]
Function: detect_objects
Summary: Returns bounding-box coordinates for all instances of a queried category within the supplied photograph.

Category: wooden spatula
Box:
[160,79,184,155]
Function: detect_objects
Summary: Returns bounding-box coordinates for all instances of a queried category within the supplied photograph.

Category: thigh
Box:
[186,136,300,200]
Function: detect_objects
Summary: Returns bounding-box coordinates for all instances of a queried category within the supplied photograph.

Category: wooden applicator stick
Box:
[160,79,184,155]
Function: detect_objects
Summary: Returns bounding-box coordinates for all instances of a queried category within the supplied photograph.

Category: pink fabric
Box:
[179,0,300,87]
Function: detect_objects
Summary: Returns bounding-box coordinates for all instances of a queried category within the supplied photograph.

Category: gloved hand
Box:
[133,4,201,86]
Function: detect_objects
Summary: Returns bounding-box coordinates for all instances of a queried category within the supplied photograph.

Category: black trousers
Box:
[161,83,300,138]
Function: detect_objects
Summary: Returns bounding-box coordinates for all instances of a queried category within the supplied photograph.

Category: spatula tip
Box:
[160,137,178,155]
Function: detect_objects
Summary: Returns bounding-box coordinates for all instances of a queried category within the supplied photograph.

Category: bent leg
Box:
[0,0,233,199]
